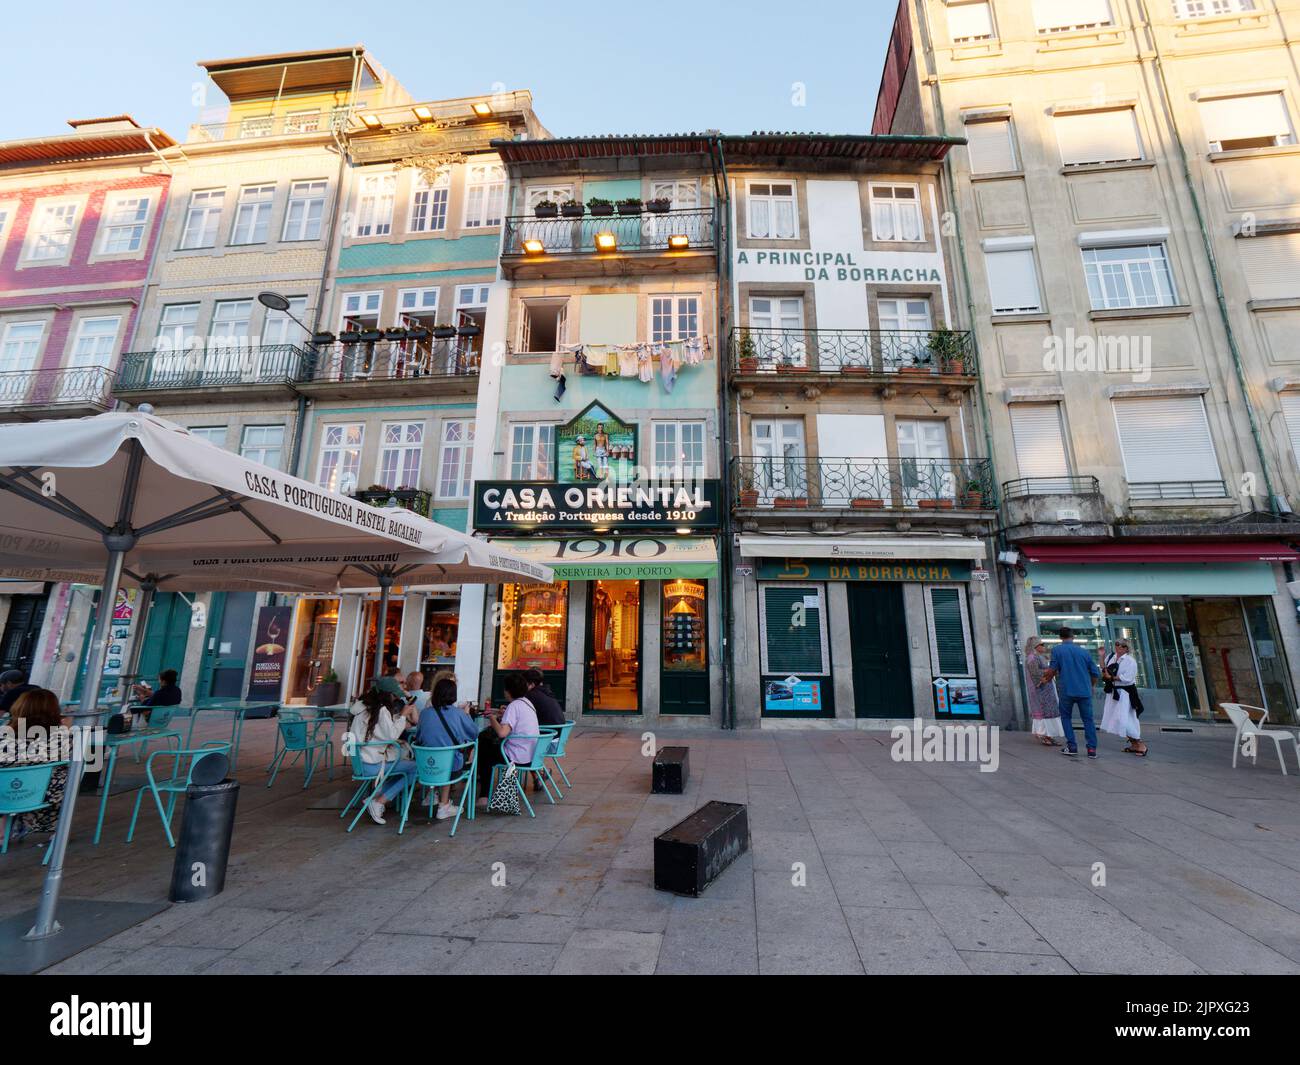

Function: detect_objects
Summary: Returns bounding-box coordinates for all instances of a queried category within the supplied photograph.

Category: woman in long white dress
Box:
[1100,641,1146,755]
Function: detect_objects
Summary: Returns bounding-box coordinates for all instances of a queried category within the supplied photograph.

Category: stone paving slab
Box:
[4,718,1300,974]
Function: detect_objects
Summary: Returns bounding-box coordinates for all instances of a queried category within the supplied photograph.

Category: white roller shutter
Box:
[1034,0,1112,32]
[1199,93,1294,149]
[1010,404,1071,487]
[1055,109,1143,165]
[1113,396,1221,486]
[1238,233,1300,300]
[948,1,994,42]
[985,248,1042,313]
[1282,393,1300,469]
[966,118,1016,174]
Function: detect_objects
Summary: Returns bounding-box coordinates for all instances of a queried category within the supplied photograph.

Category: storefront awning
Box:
[490,537,717,580]
[737,535,987,561]
[0,581,45,595]
[1022,541,1299,564]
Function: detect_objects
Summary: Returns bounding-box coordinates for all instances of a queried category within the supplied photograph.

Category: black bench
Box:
[653,801,749,897]
[651,746,689,794]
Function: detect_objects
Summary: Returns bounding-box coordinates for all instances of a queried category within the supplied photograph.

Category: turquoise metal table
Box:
[183,701,280,771]
[91,727,183,845]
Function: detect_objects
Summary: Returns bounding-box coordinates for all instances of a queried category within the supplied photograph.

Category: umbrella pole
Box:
[373,570,393,687]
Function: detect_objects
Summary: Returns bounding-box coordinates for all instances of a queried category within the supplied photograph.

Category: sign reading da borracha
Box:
[475,480,721,531]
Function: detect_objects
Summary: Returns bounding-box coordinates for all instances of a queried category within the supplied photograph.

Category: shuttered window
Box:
[1010,404,1072,487]
[759,584,829,675]
[966,118,1017,174]
[925,586,974,676]
[948,1,995,42]
[1112,395,1223,494]
[1055,109,1144,165]
[1200,92,1296,151]
[985,248,1042,313]
[1281,393,1300,470]
[1033,0,1113,32]
[1239,233,1300,300]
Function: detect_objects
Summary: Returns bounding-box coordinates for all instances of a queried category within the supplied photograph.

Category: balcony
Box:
[1001,477,1112,542]
[733,456,995,517]
[0,366,116,421]
[1128,480,1229,501]
[731,327,976,389]
[114,345,308,403]
[298,337,480,400]
[187,110,349,143]
[500,207,716,279]
[352,487,433,519]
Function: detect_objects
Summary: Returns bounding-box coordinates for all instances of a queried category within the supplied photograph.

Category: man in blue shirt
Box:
[1049,627,1101,757]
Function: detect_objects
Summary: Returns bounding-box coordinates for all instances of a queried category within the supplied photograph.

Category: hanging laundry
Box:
[684,336,704,365]
[604,346,619,376]
[618,346,638,377]
[548,349,564,378]
[659,346,677,394]
[552,372,566,402]
[637,346,654,383]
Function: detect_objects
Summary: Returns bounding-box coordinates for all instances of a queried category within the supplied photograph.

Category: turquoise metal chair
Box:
[487,729,559,817]
[398,742,476,836]
[91,719,183,845]
[266,712,334,789]
[545,721,576,791]
[126,704,181,762]
[0,761,69,865]
[126,742,231,847]
[339,741,412,832]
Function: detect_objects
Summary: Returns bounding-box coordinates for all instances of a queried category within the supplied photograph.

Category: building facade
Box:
[875,0,1300,725]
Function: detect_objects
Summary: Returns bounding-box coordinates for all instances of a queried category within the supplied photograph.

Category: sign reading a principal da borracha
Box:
[474,480,722,531]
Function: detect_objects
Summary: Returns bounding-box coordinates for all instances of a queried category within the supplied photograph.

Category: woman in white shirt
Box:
[347,687,419,824]
[1100,641,1146,755]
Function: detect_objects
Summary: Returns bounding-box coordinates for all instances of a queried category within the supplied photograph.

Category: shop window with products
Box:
[759,583,833,717]
[586,580,642,713]
[661,579,709,715]
[286,597,339,704]
[495,581,568,707]
[421,597,460,677]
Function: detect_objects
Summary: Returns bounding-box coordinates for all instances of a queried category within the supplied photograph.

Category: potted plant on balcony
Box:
[560,199,584,218]
[646,197,672,214]
[310,669,341,708]
[960,478,987,509]
[776,356,808,374]
[384,327,406,340]
[773,495,810,508]
[338,328,362,344]
[533,199,558,218]
[738,484,759,507]
[927,329,968,375]
[918,496,955,510]
[737,331,759,372]
[587,197,615,217]
[617,197,644,215]
[899,349,934,376]
[851,496,884,509]
[432,324,458,341]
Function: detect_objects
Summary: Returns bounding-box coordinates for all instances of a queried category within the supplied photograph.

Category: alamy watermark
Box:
[1043,327,1151,383]
[890,719,1000,773]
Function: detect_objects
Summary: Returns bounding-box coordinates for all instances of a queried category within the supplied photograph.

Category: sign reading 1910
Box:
[474,479,721,531]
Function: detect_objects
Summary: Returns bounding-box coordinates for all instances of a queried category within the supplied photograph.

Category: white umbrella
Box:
[0,409,549,940]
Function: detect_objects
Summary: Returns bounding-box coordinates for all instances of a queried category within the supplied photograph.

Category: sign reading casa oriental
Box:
[475,480,721,531]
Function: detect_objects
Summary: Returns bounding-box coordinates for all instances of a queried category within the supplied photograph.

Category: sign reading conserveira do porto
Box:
[474,480,721,531]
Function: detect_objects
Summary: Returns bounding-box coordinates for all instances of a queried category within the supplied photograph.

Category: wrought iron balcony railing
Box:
[731,327,975,376]
[502,207,716,257]
[187,109,351,143]
[1001,476,1102,499]
[352,487,433,518]
[1128,480,1229,501]
[733,456,995,511]
[116,344,308,391]
[0,365,116,411]
[303,339,479,383]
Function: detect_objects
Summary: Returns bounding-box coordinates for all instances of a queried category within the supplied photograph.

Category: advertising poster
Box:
[934,676,982,718]
[247,606,292,701]
[764,676,823,713]
[556,402,637,483]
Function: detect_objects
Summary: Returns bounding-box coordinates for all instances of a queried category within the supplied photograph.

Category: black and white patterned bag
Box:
[487,763,522,815]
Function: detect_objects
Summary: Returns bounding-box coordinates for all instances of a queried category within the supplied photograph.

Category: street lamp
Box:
[257,291,311,336]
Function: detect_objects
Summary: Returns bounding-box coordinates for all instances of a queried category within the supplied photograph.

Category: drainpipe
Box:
[711,134,737,730]
[1136,0,1281,517]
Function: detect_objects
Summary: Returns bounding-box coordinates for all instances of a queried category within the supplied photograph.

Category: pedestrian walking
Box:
[1023,635,1064,746]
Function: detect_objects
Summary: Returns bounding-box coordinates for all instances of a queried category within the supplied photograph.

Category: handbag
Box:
[487,762,521,815]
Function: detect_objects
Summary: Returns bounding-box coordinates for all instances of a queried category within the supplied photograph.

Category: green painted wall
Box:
[338,235,500,270]
[583,179,641,205]
[499,363,715,413]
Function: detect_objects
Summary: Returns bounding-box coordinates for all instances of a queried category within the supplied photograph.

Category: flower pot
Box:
[617,202,644,215]
[773,496,809,509]
[738,489,759,507]
[918,498,955,510]
[560,205,585,218]
[776,363,809,374]
[841,364,872,375]
[941,358,964,375]
[534,205,558,218]
[899,364,932,375]
[738,357,759,372]
[961,491,986,509]
[309,681,341,707]
[646,200,671,214]
[589,204,615,217]
[850,497,884,509]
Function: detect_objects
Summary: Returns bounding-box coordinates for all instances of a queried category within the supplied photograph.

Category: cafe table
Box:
[183,700,280,771]
[90,723,183,844]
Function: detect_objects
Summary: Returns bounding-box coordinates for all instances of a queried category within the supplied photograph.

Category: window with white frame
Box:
[340,290,382,330]
[508,423,555,479]
[984,246,1043,313]
[68,316,120,367]
[965,117,1017,174]
[180,189,224,249]
[455,284,490,336]
[188,425,228,448]
[283,109,321,134]
[398,287,439,319]
[317,423,364,493]
[210,300,253,347]
[378,422,424,489]
[354,173,396,236]
[653,421,706,480]
[869,184,923,242]
[1082,243,1176,309]
[98,194,150,254]
[1055,109,1144,166]
[1200,92,1296,152]
[463,163,505,228]
[437,420,475,498]
[650,295,700,343]
[26,200,78,260]
[649,179,701,209]
[948,1,995,42]
[1174,0,1255,18]
[0,321,44,372]
[749,296,804,331]
[878,298,933,367]
[1113,395,1224,496]
[409,169,450,233]
[260,296,308,346]
[155,303,199,351]
[747,183,797,239]
[230,184,275,245]
[1033,0,1113,33]
[282,180,326,241]
[240,425,285,469]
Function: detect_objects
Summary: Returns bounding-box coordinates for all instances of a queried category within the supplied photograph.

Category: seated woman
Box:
[414,678,479,820]
[131,668,183,723]
[0,689,69,848]
[476,672,539,802]
[347,687,419,825]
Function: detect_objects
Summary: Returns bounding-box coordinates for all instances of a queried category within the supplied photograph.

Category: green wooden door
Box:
[847,583,912,718]
[136,592,192,689]
[196,592,258,702]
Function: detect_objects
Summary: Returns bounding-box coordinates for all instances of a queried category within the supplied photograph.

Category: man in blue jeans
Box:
[1049,626,1101,758]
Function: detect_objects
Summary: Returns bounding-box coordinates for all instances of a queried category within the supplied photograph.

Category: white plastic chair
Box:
[1221,703,1300,776]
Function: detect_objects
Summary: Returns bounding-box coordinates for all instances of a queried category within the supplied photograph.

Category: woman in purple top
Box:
[476,673,540,800]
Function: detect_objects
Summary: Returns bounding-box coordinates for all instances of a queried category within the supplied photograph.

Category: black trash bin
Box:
[169,770,239,903]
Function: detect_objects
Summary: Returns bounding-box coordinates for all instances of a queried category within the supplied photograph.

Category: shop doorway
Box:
[586,579,641,712]
[0,592,47,677]
[420,596,460,679]
[661,579,709,715]
[356,597,404,698]
[493,581,568,711]
[135,592,192,691]
[286,597,339,703]
[847,583,913,718]
[1190,598,1265,721]
[197,591,257,701]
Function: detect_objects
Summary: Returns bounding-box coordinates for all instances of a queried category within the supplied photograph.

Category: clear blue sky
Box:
[11,0,898,141]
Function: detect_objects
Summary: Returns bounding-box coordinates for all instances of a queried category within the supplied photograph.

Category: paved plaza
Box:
[4,719,1300,975]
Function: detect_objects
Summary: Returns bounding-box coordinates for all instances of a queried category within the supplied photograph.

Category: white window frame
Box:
[745,181,798,240]
[409,169,450,233]
[260,296,308,346]
[1082,243,1177,309]
[650,294,701,343]
[1200,91,1297,152]
[508,422,556,480]
[964,117,1018,174]
[179,188,224,249]
[1033,0,1113,34]
[97,193,152,255]
[0,202,16,258]
[354,173,396,237]
[155,303,200,352]
[68,315,121,368]
[0,320,45,372]
[282,180,327,241]
[239,424,285,469]
[230,184,276,245]
[24,197,80,262]
[463,162,506,229]
[376,421,426,490]
[1174,0,1255,18]
[948,0,996,42]
[1112,394,1224,494]
[316,423,365,494]
[652,420,707,480]
[188,425,229,448]
[1054,108,1145,166]
[397,287,439,319]
[869,183,924,243]
[283,109,321,134]
[984,244,1043,314]
[455,285,491,313]
[340,290,383,330]
[436,419,475,499]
